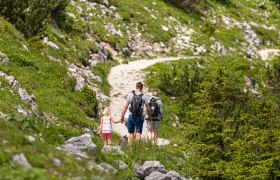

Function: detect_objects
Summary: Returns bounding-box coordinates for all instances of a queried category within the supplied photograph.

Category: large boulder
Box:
[135,161,186,180]
[135,161,167,179]
[56,134,97,159]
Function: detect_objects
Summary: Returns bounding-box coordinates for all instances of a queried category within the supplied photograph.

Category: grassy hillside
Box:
[0,0,280,179]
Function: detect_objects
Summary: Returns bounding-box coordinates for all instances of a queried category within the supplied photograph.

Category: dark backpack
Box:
[150,97,159,117]
[129,91,144,115]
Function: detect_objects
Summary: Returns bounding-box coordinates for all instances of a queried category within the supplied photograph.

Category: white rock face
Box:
[258,49,280,60]
[43,37,60,50]
[12,153,32,169]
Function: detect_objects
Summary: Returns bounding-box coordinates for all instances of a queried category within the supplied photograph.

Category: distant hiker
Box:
[98,107,122,145]
[120,82,152,145]
[147,90,163,145]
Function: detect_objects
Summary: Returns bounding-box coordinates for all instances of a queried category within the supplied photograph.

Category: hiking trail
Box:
[108,56,196,140]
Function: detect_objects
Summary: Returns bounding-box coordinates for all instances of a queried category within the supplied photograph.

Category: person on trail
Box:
[147,90,163,145]
[120,82,152,145]
[98,107,122,145]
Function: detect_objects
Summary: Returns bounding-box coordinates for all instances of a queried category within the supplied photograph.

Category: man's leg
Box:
[147,121,154,140]
[154,121,160,145]
[128,133,134,145]
[154,129,158,145]
[127,115,135,145]
[135,115,144,142]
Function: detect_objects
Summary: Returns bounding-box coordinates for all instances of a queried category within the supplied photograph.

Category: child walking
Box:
[98,107,121,145]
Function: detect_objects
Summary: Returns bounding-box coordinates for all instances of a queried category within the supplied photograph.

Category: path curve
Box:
[108,56,196,138]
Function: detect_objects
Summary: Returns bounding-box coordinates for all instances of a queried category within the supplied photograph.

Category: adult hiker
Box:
[120,82,152,145]
[147,90,163,145]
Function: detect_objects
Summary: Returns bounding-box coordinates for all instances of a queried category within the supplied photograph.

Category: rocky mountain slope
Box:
[0,0,280,179]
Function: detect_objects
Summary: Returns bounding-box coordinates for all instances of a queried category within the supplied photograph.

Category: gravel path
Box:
[108,56,196,139]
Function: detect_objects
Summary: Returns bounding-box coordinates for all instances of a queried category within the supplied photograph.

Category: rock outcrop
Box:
[135,161,185,180]
[56,134,97,159]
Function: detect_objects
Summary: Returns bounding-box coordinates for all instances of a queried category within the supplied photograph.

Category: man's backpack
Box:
[150,97,159,118]
[129,91,144,115]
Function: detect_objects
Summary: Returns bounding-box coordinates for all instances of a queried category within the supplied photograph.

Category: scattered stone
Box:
[98,43,110,62]
[48,56,61,63]
[118,160,128,170]
[122,47,132,58]
[0,51,9,64]
[0,71,7,77]
[21,43,30,53]
[161,25,169,32]
[87,161,106,171]
[135,161,167,179]
[99,162,117,174]
[17,105,30,116]
[105,23,123,37]
[243,22,262,47]
[145,171,169,180]
[157,138,171,147]
[57,134,97,159]
[250,89,261,97]
[12,153,32,169]
[258,49,280,60]
[258,2,266,9]
[25,135,36,143]
[52,158,63,167]
[43,37,60,50]
[102,145,125,155]
[0,111,9,120]
[18,88,33,103]
[66,12,76,19]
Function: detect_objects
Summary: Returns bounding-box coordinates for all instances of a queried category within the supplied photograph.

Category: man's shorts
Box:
[147,120,160,131]
[102,133,112,139]
[128,115,144,134]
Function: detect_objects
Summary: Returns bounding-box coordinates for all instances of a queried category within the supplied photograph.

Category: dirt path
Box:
[108,56,195,139]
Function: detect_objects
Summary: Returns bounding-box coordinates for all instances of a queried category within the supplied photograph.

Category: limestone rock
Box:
[0,111,9,120]
[105,23,123,37]
[52,158,63,167]
[145,171,169,180]
[57,134,97,159]
[12,153,32,169]
[25,135,36,143]
[118,160,128,170]
[0,51,9,64]
[99,162,117,174]
[43,37,60,50]
[157,138,171,147]
[102,145,124,155]
[167,170,186,180]
[135,161,167,179]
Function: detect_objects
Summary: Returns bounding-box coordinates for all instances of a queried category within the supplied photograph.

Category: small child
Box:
[98,107,121,145]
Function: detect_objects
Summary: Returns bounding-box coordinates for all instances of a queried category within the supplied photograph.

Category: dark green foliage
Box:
[0,0,69,37]
[146,59,280,179]
[79,87,99,118]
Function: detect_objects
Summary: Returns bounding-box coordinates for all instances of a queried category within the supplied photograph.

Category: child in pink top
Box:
[98,107,121,145]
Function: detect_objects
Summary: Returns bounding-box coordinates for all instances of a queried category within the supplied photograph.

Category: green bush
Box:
[0,0,69,37]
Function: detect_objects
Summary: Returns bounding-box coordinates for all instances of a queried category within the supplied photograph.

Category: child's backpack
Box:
[150,97,159,118]
[129,91,144,115]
